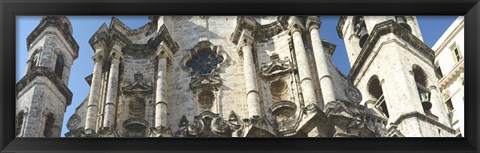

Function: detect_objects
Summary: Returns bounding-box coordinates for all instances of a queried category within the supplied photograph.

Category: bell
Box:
[396,16,412,32]
[358,27,369,48]
[422,101,432,111]
[419,92,432,111]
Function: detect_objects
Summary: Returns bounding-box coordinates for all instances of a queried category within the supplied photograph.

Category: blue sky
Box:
[15,16,457,137]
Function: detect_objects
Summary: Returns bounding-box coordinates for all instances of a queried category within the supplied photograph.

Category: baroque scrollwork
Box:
[175,111,241,137]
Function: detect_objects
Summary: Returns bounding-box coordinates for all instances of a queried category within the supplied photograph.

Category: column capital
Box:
[92,54,104,63]
[306,16,321,32]
[156,41,173,60]
[110,50,123,60]
[236,29,254,56]
[288,16,306,35]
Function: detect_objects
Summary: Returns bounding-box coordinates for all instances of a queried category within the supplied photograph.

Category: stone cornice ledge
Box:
[348,20,435,81]
[16,67,73,106]
[27,16,79,59]
[390,111,455,134]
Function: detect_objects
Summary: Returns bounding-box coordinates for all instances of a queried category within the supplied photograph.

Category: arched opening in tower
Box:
[368,76,388,118]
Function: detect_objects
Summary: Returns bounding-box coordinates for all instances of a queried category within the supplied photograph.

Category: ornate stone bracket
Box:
[324,101,387,137]
[97,127,120,137]
[175,111,240,137]
[235,116,278,137]
[147,127,173,137]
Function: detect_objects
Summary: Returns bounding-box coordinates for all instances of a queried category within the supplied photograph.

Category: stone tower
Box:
[337,16,455,137]
[16,16,79,137]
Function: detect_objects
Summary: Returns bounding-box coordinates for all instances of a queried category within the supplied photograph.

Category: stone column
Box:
[308,17,335,107]
[290,23,319,108]
[240,30,262,117]
[102,47,122,128]
[85,53,104,132]
[155,56,168,128]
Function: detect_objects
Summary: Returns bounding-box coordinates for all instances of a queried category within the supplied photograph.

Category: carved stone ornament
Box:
[345,86,362,103]
[189,73,222,91]
[147,127,173,137]
[261,53,292,80]
[66,114,81,131]
[97,127,119,137]
[122,72,152,95]
[175,111,240,137]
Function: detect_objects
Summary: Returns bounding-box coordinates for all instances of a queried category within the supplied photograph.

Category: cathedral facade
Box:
[16,16,456,137]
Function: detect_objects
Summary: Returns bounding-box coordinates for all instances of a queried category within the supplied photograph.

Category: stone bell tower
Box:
[16,16,79,137]
[337,16,455,137]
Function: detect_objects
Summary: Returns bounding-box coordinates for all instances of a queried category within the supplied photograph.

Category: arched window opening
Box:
[353,16,369,48]
[29,52,40,70]
[186,48,224,75]
[198,90,214,110]
[413,66,433,114]
[16,111,25,136]
[43,113,54,137]
[55,55,64,79]
[395,16,412,32]
[369,76,389,118]
[129,96,146,118]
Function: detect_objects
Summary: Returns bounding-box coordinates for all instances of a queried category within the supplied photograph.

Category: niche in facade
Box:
[198,90,215,110]
[270,79,289,102]
[128,96,146,118]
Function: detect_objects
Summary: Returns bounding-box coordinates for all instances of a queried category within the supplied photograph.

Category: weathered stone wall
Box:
[16,77,67,137]
[17,16,77,137]
[27,26,76,86]
[166,16,245,132]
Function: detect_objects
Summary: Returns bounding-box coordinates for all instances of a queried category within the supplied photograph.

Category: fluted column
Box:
[308,17,334,107]
[155,53,168,128]
[102,46,122,128]
[290,23,319,108]
[239,30,261,117]
[85,53,104,132]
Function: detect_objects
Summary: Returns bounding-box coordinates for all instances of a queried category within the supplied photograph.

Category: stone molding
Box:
[349,20,436,81]
[27,16,79,58]
[16,66,73,105]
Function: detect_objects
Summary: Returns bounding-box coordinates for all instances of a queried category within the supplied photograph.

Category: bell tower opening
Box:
[369,76,388,118]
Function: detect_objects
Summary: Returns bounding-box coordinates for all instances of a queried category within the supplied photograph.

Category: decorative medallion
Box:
[345,86,362,103]
[67,114,81,130]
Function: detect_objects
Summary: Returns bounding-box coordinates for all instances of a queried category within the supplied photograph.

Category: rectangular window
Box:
[445,98,454,112]
[450,42,463,63]
[434,62,443,79]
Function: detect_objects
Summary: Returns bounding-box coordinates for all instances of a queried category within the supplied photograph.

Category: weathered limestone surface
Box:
[17,16,456,138]
[16,16,78,137]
